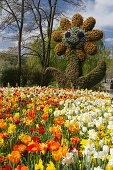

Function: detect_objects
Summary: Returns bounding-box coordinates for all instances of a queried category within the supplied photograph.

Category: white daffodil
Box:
[93,151,99,159]
[98,151,107,160]
[99,139,105,146]
[108,157,113,166]
[62,152,74,165]
[88,129,97,141]
[110,148,113,157]
[104,112,111,119]
[103,145,109,154]
[88,122,95,127]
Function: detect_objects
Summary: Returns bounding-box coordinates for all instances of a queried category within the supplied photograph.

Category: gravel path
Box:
[109,92,113,99]
[103,82,113,99]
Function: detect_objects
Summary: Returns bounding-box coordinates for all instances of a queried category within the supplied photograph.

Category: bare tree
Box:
[0,0,25,86]
[23,0,84,84]
[0,0,84,86]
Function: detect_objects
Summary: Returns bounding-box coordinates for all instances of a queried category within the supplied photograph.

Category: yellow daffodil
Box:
[46,161,56,170]
[35,159,44,170]
[19,132,25,141]
[8,124,16,134]
[0,136,4,147]
[13,113,19,120]
[106,164,113,170]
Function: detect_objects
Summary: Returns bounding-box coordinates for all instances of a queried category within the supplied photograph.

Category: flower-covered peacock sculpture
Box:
[46,13,106,89]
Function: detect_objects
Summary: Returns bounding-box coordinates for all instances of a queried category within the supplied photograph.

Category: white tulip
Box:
[95,121,102,129]
[82,126,87,132]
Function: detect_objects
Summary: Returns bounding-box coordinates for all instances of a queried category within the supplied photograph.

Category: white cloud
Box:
[105,38,113,42]
[22,29,40,43]
[65,0,113,29]
[0,30,6,35]
[92,0,113,28]
[95,0,113,7]
[6,32,17,37]
[0,48,8,52]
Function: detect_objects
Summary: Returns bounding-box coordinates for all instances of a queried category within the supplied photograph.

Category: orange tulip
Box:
[55,117,66,124]
[52,147,63,161]
[26,144,42,152]
[41,113,49,120]
[53,131,62,140]
[47,140,60,151]
[15,165,29,170]
[7,151,21,164]
[68,122,79,132]
[49,125,62,134]
[62,146,68,157]
[22,135,31,144]
[0,119,7,129]
[70,136,79,145]
[2,132,9,139]
[13,145,26,153]
[40,143,48,154]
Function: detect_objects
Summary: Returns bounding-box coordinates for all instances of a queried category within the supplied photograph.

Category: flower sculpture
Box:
[46,13,106,89]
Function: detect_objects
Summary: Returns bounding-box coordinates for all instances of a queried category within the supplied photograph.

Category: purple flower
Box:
[40,106,44,109]
[40,106,44,111]
[46,102,50,105]
[54,103,58,107]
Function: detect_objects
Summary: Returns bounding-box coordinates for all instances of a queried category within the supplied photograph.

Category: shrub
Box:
[21,66,53,87]
[1,67,18,87]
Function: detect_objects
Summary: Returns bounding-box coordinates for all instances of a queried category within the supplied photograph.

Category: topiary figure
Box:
[46,13,106,89]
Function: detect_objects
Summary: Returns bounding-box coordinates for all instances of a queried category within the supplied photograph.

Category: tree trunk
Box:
[18,32,22,86]
[18,0,24,86]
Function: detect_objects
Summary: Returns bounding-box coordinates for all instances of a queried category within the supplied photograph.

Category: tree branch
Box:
[32,0,46,68]
[22,45,42,61]
[4,0,20,29]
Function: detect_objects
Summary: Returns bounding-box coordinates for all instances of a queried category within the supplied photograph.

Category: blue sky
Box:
[0,0,113,52]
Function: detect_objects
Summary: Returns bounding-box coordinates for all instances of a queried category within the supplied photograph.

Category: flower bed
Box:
[0,87,113,170]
